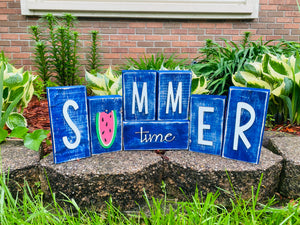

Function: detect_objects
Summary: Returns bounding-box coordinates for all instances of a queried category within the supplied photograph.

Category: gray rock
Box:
[0,140,40,194]
[269,136,300,198]
[40,150,163,210]
[263,130,294,154]
[163,147,283,204]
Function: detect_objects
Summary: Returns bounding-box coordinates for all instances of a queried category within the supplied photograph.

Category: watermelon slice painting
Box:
[96,110,117,148]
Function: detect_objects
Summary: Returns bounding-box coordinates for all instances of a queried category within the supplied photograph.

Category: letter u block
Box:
[222,87,270,164]
[87,95,122,154]
[122,70,157,121]
[157,71,192,120]
[189,95,226,155]
[47,86,91,164]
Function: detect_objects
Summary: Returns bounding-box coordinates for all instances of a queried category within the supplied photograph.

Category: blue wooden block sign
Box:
[157,71,192,120]
[87,95,122,155]
[47,86,91,164]
[123,120,189,150]
[189,95,226,155]
[122,70,157,121]
[222,87,270,164]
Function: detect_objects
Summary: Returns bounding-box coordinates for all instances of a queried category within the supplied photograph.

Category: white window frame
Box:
[20,0,259,19]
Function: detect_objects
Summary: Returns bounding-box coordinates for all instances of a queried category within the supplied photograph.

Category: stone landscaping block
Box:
[39,151,163,210]
[157,70,192,120]
[87,95,122,154]
[1,140,40,196]
[122,70,157,121]
[269,136,300,198]
[163,147,283,204]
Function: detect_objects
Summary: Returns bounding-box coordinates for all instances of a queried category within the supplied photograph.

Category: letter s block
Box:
[157,71,192,120]
[189,95,226,155]
[122,70,157,121]
[87,95,122,154]
[222,87,270,164]
[47,86,91,164]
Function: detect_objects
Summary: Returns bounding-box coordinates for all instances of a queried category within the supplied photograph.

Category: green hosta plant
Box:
[0,59,49,151]
[85,66,122,96]
[232,53,300,125]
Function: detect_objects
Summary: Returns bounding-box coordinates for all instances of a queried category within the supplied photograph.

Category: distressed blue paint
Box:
[87,95,122,154]
[122,70,157,121]
[222,87,270,164]
[47,86,91,164]
[157,71,192,120]
[123,120,189,150]
[189,95,226,155]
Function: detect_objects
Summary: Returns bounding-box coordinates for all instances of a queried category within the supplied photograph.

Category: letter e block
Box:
[157,71,192,120]
[222,87,270,164]
[189,95,226,155]
[47,86,91,164]
[87,95,122,154]
[122,70,157,121]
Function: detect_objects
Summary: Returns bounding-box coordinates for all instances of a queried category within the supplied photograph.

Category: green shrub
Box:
[232,53,300,125]
[192,32,300,95]
[30,13,83,87]
[87,30,102,74]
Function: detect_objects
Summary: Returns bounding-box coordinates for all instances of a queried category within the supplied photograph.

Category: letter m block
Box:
[47,86,91,164]
[222,87,270,164]
[157,71,192,120]
[122,70,157,121]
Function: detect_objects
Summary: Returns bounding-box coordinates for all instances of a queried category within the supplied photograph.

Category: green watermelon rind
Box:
[96,110,117,149]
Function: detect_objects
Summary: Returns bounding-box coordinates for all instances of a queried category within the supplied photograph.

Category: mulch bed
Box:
[23,95,300,156]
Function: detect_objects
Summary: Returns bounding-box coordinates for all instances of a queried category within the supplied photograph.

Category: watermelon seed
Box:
[106,122,108,126]
[102,131,105,135]
[109,129,111,133]
[105,138,107,142]
[102,118,104,122]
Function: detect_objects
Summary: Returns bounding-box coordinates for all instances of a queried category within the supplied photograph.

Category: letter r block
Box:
[222,87,270,164]
[157,71,192,120]
[47,86,91,164]
[189,95,226,155]
[87,95,122,155]
[122,70,157,121]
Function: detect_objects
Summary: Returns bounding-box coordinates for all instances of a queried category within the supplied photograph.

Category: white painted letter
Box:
[166,82,182,114]
[132,82,148,115]
[233,102,255,150]
[198,106,214,146]
[62,100,81,149]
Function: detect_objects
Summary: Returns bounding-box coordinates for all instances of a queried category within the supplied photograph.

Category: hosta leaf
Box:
[85,70,109,90]
[110,76,122,95]
[104,66,117,82]
[268,54,293,79]
[91,89,109,96]
[191,76,209,94]
[3,72,23,87]
[6,112,27,130]
[244,62,262,76]
[272,77,293,97]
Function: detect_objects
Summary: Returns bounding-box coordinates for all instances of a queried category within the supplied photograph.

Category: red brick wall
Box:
[0,0,299,71]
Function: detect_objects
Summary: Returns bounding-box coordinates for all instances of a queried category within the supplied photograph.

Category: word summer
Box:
[47,70,270,164]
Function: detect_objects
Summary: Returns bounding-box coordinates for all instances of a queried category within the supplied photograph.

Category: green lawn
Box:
[0,173,299,225]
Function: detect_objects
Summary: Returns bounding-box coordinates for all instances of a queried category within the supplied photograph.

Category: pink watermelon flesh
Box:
[96,110,117,148]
